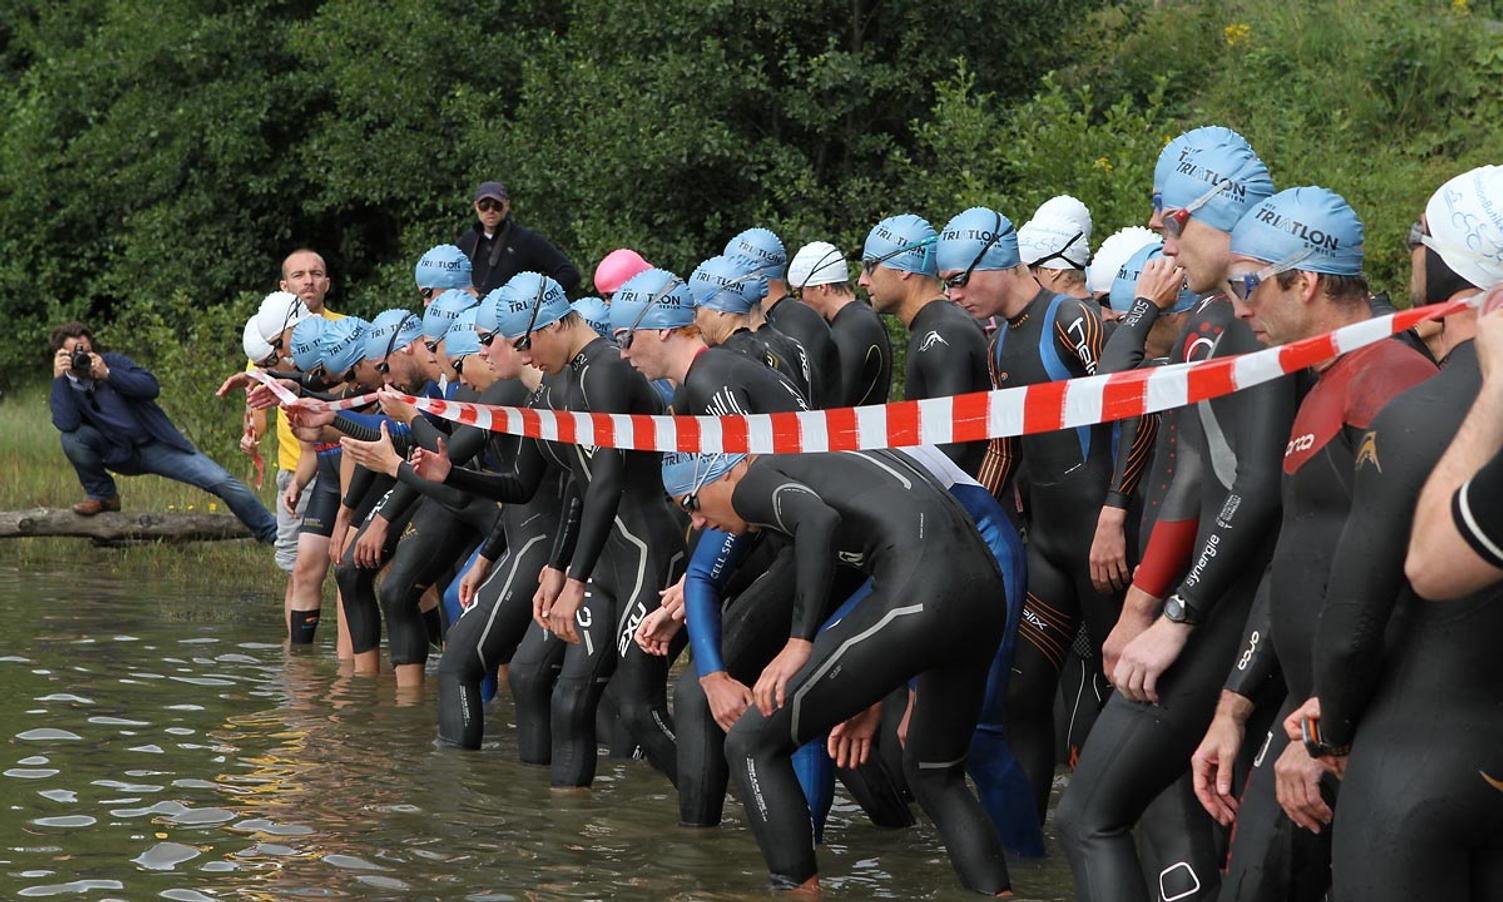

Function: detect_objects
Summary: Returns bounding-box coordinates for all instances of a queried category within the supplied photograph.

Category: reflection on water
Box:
[0,563,1075,900]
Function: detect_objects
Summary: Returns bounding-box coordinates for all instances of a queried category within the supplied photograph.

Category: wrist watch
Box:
[1301,716,1351,759]
[1162,593,1200,626]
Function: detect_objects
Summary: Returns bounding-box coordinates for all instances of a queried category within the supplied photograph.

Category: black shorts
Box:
[298,477,341,538]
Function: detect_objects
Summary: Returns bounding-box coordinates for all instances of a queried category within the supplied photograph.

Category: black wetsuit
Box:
[665,344,816,828]
[980,287,1121,823]
[334,385,497,668]
[1217,336,1435,902]
[827,299,894,407]
[1305,341,1503,901]
[764,294,840,408]
[722,326,815,407]
[536,337,686,787]
[1095,298,1224,902]
[674,346,810,417]
[723,451,1011,894]
[430,375,570,750]
[382,383,512,665]
[1057,297,1295,902]
[900,298,990,475]
[325,391,419,660]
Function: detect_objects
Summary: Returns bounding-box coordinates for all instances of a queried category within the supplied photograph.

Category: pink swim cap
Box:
[594,248,653,296]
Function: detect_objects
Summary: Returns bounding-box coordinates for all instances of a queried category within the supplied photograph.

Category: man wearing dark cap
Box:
[455,180,581,296]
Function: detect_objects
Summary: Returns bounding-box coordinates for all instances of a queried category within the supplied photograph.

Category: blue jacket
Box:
[49,352,195,454]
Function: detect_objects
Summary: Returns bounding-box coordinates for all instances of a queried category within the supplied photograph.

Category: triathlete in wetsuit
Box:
[1056,132,1282,902]
[796,444,1035,853]
[936,205,1125,825]
[323,310,451,681]
[1094,237,1231,899]
[374,297,573,751]
[726,227,841,408]
[282,315,416,658]
[1308,171,1503,901]
[690,254,816,404]
[506,271,686,787]
[374,286,574,758]
[788,240,894,407]
[676,450,1011,895]
[1206,189,1438,902]
[858,213,990,474]
[357,309,482,684]
[606,272,821,827]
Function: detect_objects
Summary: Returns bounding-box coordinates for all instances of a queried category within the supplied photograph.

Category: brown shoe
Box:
[72,496,121,517]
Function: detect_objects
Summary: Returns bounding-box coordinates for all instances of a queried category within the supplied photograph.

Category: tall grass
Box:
[0,385,276,586]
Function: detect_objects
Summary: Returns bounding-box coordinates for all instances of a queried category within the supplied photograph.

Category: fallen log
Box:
[0,508,253,543]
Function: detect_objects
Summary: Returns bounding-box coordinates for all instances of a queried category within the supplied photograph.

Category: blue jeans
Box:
[59,425,277,542]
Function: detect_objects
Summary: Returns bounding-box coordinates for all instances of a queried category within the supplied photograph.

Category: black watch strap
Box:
[1164,593,1201,626]
[1301,715,1351,759]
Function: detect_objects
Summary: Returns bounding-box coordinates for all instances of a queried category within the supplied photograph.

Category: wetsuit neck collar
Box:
[902,295,950,331]
[1007,287,1055,328]
[1440,337,1477,370]
[675,343,712,387]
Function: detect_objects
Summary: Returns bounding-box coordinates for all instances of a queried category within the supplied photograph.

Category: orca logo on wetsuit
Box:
[1285,433,1315,457]
[918,331,948,352]
[1355,431,1382,472]
[837,550,866,566]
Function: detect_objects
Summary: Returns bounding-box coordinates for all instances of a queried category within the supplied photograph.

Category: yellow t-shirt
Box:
[245,307,344,472]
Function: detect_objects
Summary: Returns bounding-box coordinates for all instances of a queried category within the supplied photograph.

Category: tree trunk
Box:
[0,508,253,544]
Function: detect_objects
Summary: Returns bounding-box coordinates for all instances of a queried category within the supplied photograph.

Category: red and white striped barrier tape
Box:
[353,299,1464,454]
[245,370,378,411]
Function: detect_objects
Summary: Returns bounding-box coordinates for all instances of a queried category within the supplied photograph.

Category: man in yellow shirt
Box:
[241,250,343,613]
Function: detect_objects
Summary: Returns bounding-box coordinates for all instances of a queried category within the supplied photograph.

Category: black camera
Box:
[70,348,93,373]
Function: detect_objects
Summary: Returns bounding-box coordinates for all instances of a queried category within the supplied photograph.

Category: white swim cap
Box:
[787,241,849,288]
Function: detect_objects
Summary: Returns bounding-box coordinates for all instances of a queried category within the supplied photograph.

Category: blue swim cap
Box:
[415,244,472,290]
[1230,186,1364,277]
[1111,243,1199,314]
[661,451,748,498]
[1160,135,1275,233]
[610,268,696,334]
[863,214,939,276]
[318,317,371,376]
[365,309,424,362]
[690,255,768,315]
[487,272,572,340]
[572,296,612,339]
[424,289,476,340]
[1153,126,1247,198]
[724,228,786,280]
[289,317,329,372]
[475,287,505,334]
[936,207,1022,275]
[444,307,481,359]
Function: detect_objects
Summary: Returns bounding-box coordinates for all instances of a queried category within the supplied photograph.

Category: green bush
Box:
[3,0,1501,439]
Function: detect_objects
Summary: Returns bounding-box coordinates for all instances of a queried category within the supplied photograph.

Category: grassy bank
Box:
[0,385,277,587]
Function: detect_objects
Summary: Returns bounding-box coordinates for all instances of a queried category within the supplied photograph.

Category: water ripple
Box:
[16,729,82,742]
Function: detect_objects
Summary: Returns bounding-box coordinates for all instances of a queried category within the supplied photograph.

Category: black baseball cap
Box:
[474,180,509,202]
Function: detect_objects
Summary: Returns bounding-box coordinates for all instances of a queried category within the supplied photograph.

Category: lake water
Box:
[0,561,1077,899]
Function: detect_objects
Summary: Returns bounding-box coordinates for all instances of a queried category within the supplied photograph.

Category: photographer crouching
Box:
[48,321,277,541]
